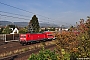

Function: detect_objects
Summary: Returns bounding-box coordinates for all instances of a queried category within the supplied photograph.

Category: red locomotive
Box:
[20,31,55,45]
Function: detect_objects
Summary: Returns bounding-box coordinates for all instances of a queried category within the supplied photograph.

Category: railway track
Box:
[0,44,56,60]
[0,40,56,59]
[0,40,6,46]
[0,41,22,54]
[0,41,40,53]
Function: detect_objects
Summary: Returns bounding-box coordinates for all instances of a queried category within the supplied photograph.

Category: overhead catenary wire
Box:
[0,13,50,24]
[0,2,48,18]
[0,2,72,25]
[0,14,30,20]
[0,11,31,18]
[0,1,73,26]
[0,11,50,23]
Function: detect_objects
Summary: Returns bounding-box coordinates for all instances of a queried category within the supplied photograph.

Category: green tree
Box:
[28,47,58,60]
[2,26,12,34]
[19,27,28,34]
[28,15,40,33]
[8,24,15,29]
[0,28,3,34]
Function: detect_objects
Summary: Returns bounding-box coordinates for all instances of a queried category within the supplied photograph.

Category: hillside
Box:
[0,21,59,27]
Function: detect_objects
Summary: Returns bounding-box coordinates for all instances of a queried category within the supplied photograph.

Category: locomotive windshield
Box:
[48,34,53,36]
[20,34,26,38]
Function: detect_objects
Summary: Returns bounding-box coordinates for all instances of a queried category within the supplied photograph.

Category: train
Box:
[19,31,55,45]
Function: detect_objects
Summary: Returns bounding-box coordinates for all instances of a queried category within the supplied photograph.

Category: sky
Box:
[0,0,90,26]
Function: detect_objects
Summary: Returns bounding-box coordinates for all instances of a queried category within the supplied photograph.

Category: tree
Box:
[67,17,90,58]
[68,26,74,31]
[19,27,28,34]
[8,25,15,29]
[76,18,90,58]
[55,31,79,59]
[28,15,40,33]
[0,27,3,34]
[28,47,58,60]
[2,26,12,34]
[86,16,90,38]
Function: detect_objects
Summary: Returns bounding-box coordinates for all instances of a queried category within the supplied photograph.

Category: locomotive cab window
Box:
[21,36,26,38]
[20,35,26,38]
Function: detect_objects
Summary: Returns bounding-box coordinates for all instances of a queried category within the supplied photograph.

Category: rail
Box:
[0,44,56,60]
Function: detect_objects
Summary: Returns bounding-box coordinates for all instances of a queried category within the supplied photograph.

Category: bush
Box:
[28,47,58,60]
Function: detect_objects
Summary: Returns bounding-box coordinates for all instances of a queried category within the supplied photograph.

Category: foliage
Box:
[28,15,40,33]
[70,52,77,60]
[55,31,78,59]
[0,28,3,34]
[86,17,90,38]
[28,47,58,60]
[8,24,15,29]
[28,16,90,60]
[19,27,28,34]
[2,26,12,34]
[55,16,90,59]
[76,18,90,58]
[39,30,45,33]
[68,26,74,31]
[56,31,78,51]
[63,52,70,60]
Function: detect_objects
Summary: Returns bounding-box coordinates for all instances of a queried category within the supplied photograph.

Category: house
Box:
[10,28,19,34]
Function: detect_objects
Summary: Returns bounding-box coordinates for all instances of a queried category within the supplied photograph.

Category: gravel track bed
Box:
[0,44,56,60]
[0,40,56,60]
